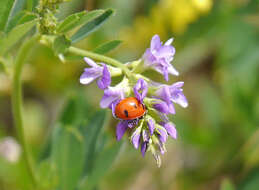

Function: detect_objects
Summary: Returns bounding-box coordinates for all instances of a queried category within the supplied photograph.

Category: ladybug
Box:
[115,97,146,121]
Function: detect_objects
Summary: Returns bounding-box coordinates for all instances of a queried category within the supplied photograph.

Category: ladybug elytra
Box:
[115,97,146,120]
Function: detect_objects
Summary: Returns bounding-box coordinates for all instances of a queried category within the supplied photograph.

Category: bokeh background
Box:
[0,0,259,189]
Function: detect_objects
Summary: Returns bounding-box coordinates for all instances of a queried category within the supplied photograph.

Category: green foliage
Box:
[57,10,104,33]
[0,0,15,31]
[53,34,71,55]
[39,93,121,190]
[0,19,37,55]
[71,9,114,43]
[0,0,259,190]
[5,11,37,33]
[94,40,122,54]
[51,123,86,190]
[79,141,122,190]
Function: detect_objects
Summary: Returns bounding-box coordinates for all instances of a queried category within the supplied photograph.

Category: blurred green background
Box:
[0,0,259,189]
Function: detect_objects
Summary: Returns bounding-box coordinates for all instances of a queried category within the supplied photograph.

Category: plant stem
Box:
[12,36,38,187]
[68,46,132,77]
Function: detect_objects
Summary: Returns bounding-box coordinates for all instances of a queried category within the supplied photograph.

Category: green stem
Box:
[12,36,38,187]
[68,46,132,77]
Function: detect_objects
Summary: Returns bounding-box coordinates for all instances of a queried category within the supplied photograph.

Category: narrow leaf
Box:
[93,40,122,54]
[57,10,104,33]
[0,0,15,31]
[81,110,107,176]
[51,124,85,190]
[79,142,122,190]
[71,9,114,43]
[0,19,37,55]
[5,12,37,33]
[7,0,26,23]
[50,95,100,190]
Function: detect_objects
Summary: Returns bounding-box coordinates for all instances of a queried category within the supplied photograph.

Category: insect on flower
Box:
[80,34,188,167]
[114,97,147,125]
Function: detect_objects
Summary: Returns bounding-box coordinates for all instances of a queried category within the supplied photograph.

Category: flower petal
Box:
[151,34,161,52]
[158,128,168,143]
[100,94,118,108]
[168,64,179,76]
[156,45,175,58]
[171,81,184,89]
[168,102,176,114]
[153,101,170,114]
[97,64,111,89]
[116,121,128,141]
[156,86,171,104]
[164,38,174,46]
[84,57,98,67]
[132,132,140,149]
[171,91,188,108]
[163,122,177,139]
[133,78,148,102]
[147,119,155,135]
[80,69,101,84]
[141,142,147,157]
[100,87,124,108]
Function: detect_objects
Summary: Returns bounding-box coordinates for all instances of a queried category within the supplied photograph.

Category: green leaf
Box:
[0,0,15,31]
[79,141,122,190]
[81,110,107,176]
[51,123,85,190]
[53,34,71,55]
[37,160,58,190]
[71,9,114,44]
[49,93,97,190]
[8,0,26,20]
[5,11,37,33]
[59,93,93,126]
[57,10,104,33]
[0,19,37,55]
[93,40,122,54]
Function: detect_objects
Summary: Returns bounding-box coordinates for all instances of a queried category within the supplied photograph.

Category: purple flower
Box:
[134,78,148,103]
[80,57,111,89]
[162,122,177,139]
[170,82,188,108]
[140,130,150,157]
[142,129,150,142]
[158,128,168,143]
[147,119,155,135]
[155,85,176,114]
[116,120,139,141]
[143,34,178,81]
[141,142,148,157]
[153,101,173,114]
[155,82,188,114]
[116,121,128,141]
[131,128,141,149]
[100,86,125,109]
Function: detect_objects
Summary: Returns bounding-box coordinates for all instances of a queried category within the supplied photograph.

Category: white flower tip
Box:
[165,38,174,46]
[79,77,91,85]
[181,102,188,108]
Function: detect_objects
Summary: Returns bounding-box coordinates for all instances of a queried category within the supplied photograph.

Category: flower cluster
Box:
[80,34,188,167]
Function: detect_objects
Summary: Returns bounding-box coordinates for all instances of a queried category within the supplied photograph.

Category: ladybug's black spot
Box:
[134,104,137,109]
[124,110,129,117]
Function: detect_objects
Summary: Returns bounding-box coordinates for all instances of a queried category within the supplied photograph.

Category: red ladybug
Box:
[115,97,146,120]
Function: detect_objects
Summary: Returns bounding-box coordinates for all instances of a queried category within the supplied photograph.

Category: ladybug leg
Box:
[128,118,139,127]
